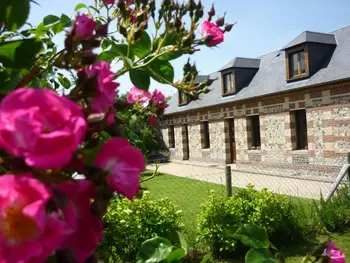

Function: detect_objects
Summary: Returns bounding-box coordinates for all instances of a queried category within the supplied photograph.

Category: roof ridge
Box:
[328,24,350,34]
[216,25,350,75]
[303,30,335,35]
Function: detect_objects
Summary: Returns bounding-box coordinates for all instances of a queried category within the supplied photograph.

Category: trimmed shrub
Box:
[99,192,184,263]
[196,186,307,257]
[316,185,350,232]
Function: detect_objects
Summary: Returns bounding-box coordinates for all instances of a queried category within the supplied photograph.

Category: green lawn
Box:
[141,170,350,262]
[141,170,227,225]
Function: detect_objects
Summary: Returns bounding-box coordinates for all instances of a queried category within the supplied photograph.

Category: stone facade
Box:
[161,81,350,179]
[168,125,183,159]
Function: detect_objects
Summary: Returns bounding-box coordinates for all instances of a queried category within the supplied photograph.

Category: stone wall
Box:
[260,113,287,163]
[234,117,248,162]
[188,123,201,159]
[307,105,350,166]
[161,127,168,150]
[208,121,225,162]
[160,81,350,176]
[167,125,183,159]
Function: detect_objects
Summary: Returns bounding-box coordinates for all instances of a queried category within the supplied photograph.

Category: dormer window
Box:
[287,47,309,80]
[219,57,260,97]
[223,72,236,95]
[178,91,189,106]
[283,31,336,81]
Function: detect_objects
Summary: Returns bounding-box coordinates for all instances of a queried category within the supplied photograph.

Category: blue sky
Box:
[29,0,350,96]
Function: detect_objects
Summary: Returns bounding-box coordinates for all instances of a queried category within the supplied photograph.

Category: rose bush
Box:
[0,0,234,262]
[323,241,346,263]
[0,88,87,169]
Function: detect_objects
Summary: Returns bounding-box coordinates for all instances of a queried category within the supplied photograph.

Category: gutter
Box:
[164,77,350,117]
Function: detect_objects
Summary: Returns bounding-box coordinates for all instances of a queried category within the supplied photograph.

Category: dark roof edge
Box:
[164,77,350,117]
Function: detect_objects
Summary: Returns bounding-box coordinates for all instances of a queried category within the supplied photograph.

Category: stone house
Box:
[160,25,350,179]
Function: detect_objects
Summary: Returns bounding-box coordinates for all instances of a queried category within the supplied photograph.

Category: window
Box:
[223,72,235,94]
[168,125,175,148]
[294,110,308,150]
[178,91,188,106]
[288,49,308,79]
[201,121,210,149]
[249,115,261,149]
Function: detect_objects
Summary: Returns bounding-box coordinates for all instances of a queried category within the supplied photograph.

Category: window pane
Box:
[249,115,261,148]
[291,53,298,77]
[229,74,235,92]
[202,121,210,148]
[179,91,187,104]
[300,51,306,74]
[224,74,230,93]
[168,125,175,148]
[295,110,308,150]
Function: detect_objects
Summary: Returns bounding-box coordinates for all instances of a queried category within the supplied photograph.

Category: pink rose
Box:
[0,174,64,263]
[152,89,166,104]
[323,241,346,263]
[127,86,151,104]
[201,20,224,47]
[94,137,145,199]
[152,89,169,109]
[85,61,119,124]
[55,180,103,262]
[0,88,87,169]
[75,14,96,39]
[130,8,137,24]
[148,115,157,126]
[104,0,115,4]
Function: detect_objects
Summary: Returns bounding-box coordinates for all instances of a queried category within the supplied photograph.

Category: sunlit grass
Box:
[141,170,350,262]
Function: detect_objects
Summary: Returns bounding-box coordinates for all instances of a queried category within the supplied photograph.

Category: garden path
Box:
[147,161,335,199]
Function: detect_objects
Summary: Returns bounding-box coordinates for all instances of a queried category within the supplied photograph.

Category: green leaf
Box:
[200,253,212,263]
[232,224,269,249]
[0,69,22,92]
[147,59,174,84]
[0,38,43,68]
[129,115,139,128]
[101,39,113,50]
[245,248,275,263]
[158,51,182,61]
[58,74,71,89]
[166,231,187,251]
[50,14,72,34]
[0,0,10,24]
[84,137,106,166]
[89,5,100,13]
[60,14,72,28]
[43,15,60,26]
[4,0,30,31]
[152,30,179,52]
[131,32,152,59]
[98,43,129,62]
[74,3,88,11]
[136,237,173,263]
[35,22,51,37]
[123,57,134,69]
[165,248,186,262]
[130,69,150,91]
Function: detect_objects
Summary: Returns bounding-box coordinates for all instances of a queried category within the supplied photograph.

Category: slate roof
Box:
[165,25,350,115]
[194,75,209,83]
[282,31,337,50]
[219,57,261,71]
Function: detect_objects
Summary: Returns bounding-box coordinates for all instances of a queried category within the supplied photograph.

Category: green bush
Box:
[196,186,307,257]
[316,185,350,232]
[289,197,321,235]
[99,192,184,263]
